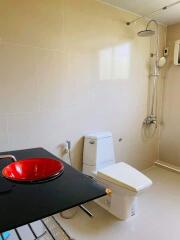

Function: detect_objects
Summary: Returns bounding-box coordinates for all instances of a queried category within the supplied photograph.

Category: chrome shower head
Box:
[137,29,155,37]
[137,19,158,37]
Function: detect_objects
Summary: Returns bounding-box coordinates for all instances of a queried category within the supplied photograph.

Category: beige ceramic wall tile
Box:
[66,0,141,29]
[36,49,67,111]
[159,22,180,165]
[7,113,41,150]
[62,51,95,109]
[0,42,38,114]
[0,116,9,150]
[0,0,64,49]
[0,0,166,169]
[63,2,134,53]
[167,22,180,34]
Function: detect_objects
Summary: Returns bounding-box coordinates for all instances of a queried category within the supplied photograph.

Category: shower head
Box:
[137,19,158,37]
[137,29,155,37]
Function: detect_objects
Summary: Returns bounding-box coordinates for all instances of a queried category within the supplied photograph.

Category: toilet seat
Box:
[97,162,152,192]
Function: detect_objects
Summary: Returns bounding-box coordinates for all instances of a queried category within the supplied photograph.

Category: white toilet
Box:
[83,132,152,220]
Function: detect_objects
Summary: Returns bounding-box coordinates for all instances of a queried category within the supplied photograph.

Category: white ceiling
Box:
[101,0,180,25]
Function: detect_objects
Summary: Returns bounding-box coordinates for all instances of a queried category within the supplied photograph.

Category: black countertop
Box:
[0,148,106,233]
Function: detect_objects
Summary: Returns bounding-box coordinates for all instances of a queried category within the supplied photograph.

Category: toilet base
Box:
[95,177,138,220]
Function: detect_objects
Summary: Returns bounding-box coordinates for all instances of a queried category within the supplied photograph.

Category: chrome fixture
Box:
[138,20,160,134]
[137,19,159,67]
[137,29,155,37]
[126,0,179,134]
[79,205,94,218]
[137,19,157,37]
[135,19,167,138]
[0,155,17,162]
[143,115,157,128]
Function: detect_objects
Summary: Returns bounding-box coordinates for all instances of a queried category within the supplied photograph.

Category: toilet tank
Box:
[83,132,115,173]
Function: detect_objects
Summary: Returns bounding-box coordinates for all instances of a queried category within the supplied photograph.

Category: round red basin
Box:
[2,158,64,182]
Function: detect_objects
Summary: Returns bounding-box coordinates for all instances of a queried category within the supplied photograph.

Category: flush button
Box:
[89,140,95,144]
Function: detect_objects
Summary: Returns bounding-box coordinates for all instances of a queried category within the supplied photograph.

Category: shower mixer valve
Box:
[143,115,157,127]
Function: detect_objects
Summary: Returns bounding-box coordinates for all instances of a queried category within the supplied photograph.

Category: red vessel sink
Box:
[2,158,64,183]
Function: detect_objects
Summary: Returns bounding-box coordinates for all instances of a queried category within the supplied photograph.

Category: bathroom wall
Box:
[0,0,166,170]
[159,22,180,166]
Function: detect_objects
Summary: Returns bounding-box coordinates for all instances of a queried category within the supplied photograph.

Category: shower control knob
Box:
[143,115,157,127]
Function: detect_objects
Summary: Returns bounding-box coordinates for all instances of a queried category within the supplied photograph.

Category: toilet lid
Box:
[97,162,152,192]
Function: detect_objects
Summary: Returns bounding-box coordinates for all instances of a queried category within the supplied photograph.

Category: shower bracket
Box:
[143,115,157,127]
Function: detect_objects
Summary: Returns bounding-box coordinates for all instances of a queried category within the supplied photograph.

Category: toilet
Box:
[83,132,152,220]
